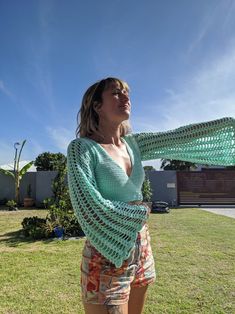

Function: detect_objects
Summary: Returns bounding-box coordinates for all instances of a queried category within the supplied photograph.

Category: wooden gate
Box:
[177,170,235,205]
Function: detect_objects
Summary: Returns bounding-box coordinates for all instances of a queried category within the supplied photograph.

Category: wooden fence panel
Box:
[177,170,235,205]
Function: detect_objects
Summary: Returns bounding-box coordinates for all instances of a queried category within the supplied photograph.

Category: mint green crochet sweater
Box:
[67,117,235,267]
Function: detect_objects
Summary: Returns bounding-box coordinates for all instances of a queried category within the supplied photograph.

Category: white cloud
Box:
[187,1,235,55]
[142,159,162,171]
[0,161,36,172]
[24,1,56,115]
[220,0,235,30]
[142,44,235,132]
[0,80,15,101]
[0,139,45,167]
[187,15,212,55]
[131,117,157,133]
[46,127,74,151]
[30,140,44,157]
[27,60,56,114]
[129,42,235,173]
[0,141,15,165]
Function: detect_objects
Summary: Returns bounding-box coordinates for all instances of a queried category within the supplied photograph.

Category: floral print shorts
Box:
[80,223,156,305]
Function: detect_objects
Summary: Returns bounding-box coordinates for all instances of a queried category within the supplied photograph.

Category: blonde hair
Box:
[76,77,132,139]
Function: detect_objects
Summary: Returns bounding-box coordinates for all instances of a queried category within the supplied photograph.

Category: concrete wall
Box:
[35,171,58,206]
[146,170,178,206]
[0,172,15,201]
[0,170,178,206]
[19,172,36,202]
[0,171,57,207]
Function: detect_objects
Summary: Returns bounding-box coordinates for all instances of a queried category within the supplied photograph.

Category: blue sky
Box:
[1,0,235,169]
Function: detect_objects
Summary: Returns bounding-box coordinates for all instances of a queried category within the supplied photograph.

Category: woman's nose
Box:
[121,91,129,101]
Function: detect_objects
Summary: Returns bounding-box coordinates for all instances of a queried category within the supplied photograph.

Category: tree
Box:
[51,158,68,207]
[141,178,153,202]
[38,152,68,209]
[143,165,156,171]
[160,159,197,171]
[0,140,34,205]
[226,166,235,170]
[34,152,66,171]
[141,166,155,202]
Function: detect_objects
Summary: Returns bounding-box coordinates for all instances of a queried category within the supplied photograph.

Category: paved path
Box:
[199,207,235,219]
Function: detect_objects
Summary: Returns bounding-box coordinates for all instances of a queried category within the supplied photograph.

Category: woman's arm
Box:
[129,117,235,166]
[67,138,148,268]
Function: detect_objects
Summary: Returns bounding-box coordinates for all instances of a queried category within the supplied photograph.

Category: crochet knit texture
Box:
[67,117,235,267]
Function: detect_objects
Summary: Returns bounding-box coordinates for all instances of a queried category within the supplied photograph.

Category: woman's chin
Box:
[112,111,130,124]
[120,110,130,119]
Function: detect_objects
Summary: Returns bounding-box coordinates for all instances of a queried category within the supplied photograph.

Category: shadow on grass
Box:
[0,229,56,247]
[0,230,85,248]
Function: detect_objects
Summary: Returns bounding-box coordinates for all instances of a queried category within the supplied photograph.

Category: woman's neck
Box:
[91,121,122,145]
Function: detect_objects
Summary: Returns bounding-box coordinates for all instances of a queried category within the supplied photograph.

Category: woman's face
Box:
[97,82,131,124]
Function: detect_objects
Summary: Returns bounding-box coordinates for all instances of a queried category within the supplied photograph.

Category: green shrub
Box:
[21,216,50,239]
[56,211,84,237]
[21,162,84,240]
[6,200,18,211]
[46,203,84,238]
[21,209,84,240]
[43,197,54,209]
[141,178,153,202]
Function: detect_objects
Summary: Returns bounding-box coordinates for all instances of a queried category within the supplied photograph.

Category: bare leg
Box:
[128,285,148,314]
[83,302,128,314]
[106,304,128,314]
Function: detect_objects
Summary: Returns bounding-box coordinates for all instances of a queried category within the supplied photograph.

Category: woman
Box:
[67,77,235,314]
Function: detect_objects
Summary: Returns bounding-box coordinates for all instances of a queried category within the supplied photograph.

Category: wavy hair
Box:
[76,77,132,139]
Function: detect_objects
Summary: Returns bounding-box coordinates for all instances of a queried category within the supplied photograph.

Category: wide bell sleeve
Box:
[129,117,235,166]
[67,138,149,268]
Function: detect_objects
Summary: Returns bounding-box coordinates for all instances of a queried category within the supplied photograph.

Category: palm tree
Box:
[160,159,196,171]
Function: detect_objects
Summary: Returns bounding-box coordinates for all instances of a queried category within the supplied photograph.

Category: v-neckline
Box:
[85,137,133,178]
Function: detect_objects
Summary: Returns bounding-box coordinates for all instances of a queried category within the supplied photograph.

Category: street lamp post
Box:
[13,142,20,175]
[13,142,21,205]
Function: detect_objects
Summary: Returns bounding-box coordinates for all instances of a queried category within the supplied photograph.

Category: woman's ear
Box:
[93,101,102,113]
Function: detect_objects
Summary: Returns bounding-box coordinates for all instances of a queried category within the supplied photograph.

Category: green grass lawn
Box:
[0,207,234,314]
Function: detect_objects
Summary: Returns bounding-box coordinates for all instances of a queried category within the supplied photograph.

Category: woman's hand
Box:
[143,203,151,217]
[128,201,151,217]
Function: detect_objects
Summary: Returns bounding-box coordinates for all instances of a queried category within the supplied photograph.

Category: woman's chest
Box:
[99,144,132,177]
[93,155,145,201]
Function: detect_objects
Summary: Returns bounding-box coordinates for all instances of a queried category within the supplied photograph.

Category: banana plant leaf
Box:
[19,161,34,179]
[0,168,15,179]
